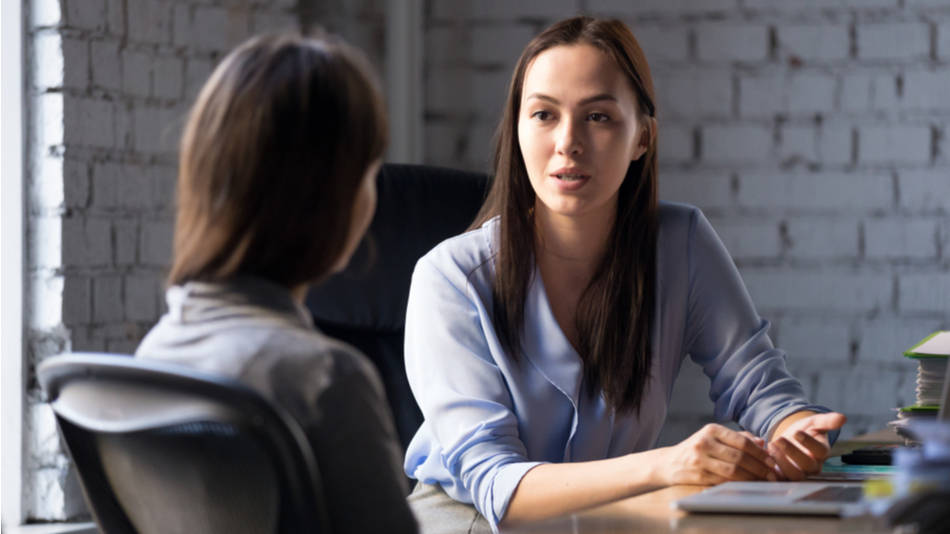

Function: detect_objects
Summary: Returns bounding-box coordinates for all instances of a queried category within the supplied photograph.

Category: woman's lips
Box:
[548,171,590,191]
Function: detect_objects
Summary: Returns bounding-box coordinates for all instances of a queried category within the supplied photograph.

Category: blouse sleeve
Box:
[404,252,544,530]
[682,208,833,439]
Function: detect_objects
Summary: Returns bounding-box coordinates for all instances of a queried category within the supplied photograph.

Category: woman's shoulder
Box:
[239,326,387,409]
[258,326,380,383]
[658,200,712,244]
[413,216,498,289]
[658,200,703,232]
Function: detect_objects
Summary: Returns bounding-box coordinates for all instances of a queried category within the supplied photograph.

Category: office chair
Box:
[307,163,490,451]
[38,353,330,534]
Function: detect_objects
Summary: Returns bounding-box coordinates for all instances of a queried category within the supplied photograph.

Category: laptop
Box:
[672,354,950,516]
[671,481,867,516]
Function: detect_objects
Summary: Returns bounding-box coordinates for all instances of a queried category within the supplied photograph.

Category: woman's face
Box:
[332,158,380,272]
[517,44,647,221]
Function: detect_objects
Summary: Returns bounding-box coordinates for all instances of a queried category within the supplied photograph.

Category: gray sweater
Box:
[136,276,417,534]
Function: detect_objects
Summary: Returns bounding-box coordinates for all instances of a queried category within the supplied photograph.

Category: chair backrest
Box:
[306,163,490,450]
[38,353,330,534]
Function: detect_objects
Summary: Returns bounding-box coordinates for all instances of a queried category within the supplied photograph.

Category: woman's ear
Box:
[631,117,655,162]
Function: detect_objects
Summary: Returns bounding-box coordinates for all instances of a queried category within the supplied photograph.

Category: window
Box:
[2,0,26,527]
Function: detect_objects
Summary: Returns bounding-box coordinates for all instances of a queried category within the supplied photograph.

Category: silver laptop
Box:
[671,481,867,516]
[673,354,950,516]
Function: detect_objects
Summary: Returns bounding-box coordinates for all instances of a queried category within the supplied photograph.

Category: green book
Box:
[903,331,950,359]
[899,405,939,413]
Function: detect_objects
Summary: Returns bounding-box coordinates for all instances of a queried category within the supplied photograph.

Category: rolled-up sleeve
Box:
[683,209,832,439]
[404,253,543,530]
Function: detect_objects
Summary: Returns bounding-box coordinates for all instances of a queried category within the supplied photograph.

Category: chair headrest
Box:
[306,164,489,332]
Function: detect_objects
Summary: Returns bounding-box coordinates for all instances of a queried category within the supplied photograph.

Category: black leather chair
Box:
[307,163,490,451]
[38,353,330,534]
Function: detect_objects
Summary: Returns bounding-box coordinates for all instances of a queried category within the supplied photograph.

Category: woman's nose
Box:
[555,119,583,156]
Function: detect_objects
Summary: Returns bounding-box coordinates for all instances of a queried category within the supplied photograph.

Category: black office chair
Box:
[38,353,330,534]
[307,163,490,451]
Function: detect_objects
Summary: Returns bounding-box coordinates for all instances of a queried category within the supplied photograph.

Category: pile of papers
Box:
[889,331,949,438]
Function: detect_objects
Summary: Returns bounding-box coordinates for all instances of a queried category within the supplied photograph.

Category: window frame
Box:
[1,0,26,527]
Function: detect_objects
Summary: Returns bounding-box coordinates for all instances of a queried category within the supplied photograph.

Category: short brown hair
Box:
[169,32,387,288]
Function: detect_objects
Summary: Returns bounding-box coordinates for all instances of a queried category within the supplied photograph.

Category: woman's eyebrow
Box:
[524,92,618,105]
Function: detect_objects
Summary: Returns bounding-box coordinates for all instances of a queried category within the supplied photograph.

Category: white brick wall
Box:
[784,217,860,259]
[696,23,770,62]
[857,23,930,61]
[900,170,950,212]
[659,69,732,119]
[777,24,849,62]
[859,125,932,166]
[864,218,938,260]
[703,125,774,164]
[23,0,298,520]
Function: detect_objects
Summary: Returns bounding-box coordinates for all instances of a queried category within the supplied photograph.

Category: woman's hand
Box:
[655,423,778,486]
[768,411,847,481]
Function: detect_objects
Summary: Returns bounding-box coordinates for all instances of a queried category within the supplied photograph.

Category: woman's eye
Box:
[588,112,610,122]
[531,110,553,121]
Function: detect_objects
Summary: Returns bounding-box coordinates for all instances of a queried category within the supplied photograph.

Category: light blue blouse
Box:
[403,202,830,530]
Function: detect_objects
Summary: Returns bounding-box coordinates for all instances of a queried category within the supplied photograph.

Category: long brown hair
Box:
[169,32,387,288]
[471,16,659,414]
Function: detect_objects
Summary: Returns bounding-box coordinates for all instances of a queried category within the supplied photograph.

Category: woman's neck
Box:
[290,283,309,305]
[534,201,615,280]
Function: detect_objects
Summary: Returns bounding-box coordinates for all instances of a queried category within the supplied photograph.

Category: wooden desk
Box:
[506,431,903,533]
[505,485,895,533]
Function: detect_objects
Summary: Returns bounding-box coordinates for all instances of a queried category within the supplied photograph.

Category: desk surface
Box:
[506,430,902,534]
[506,485,895,533]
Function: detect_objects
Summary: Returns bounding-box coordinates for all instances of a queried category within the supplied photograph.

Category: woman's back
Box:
[137,276,416,534]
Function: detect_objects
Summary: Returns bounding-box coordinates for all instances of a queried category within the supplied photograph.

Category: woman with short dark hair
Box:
[403,16,844,533]
[136,32,416,534]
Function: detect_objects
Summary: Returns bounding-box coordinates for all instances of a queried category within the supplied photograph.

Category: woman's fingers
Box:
[793,430,830,460]
[712,426,777,475]
[769,439,806,481]
[693,425,776,481]
[669,424,791,486]
[744,432,766,448]
[703,456,761,481]
[704,438,776,481]
[713,426,772,462]
[772,436,822,478]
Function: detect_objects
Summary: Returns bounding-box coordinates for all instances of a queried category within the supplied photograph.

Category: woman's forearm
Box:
[500,422,782,526]
[500,447,669,525]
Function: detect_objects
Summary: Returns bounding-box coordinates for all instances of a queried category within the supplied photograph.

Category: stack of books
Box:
[889,331,950,437]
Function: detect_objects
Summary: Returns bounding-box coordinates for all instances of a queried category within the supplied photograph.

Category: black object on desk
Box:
[841,445,897,465]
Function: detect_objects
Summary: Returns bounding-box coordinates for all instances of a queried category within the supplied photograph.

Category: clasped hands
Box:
[657,411,847,485]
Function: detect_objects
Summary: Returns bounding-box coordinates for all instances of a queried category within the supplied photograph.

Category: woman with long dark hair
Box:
[403,16,844,533]
[135,33,416,533]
